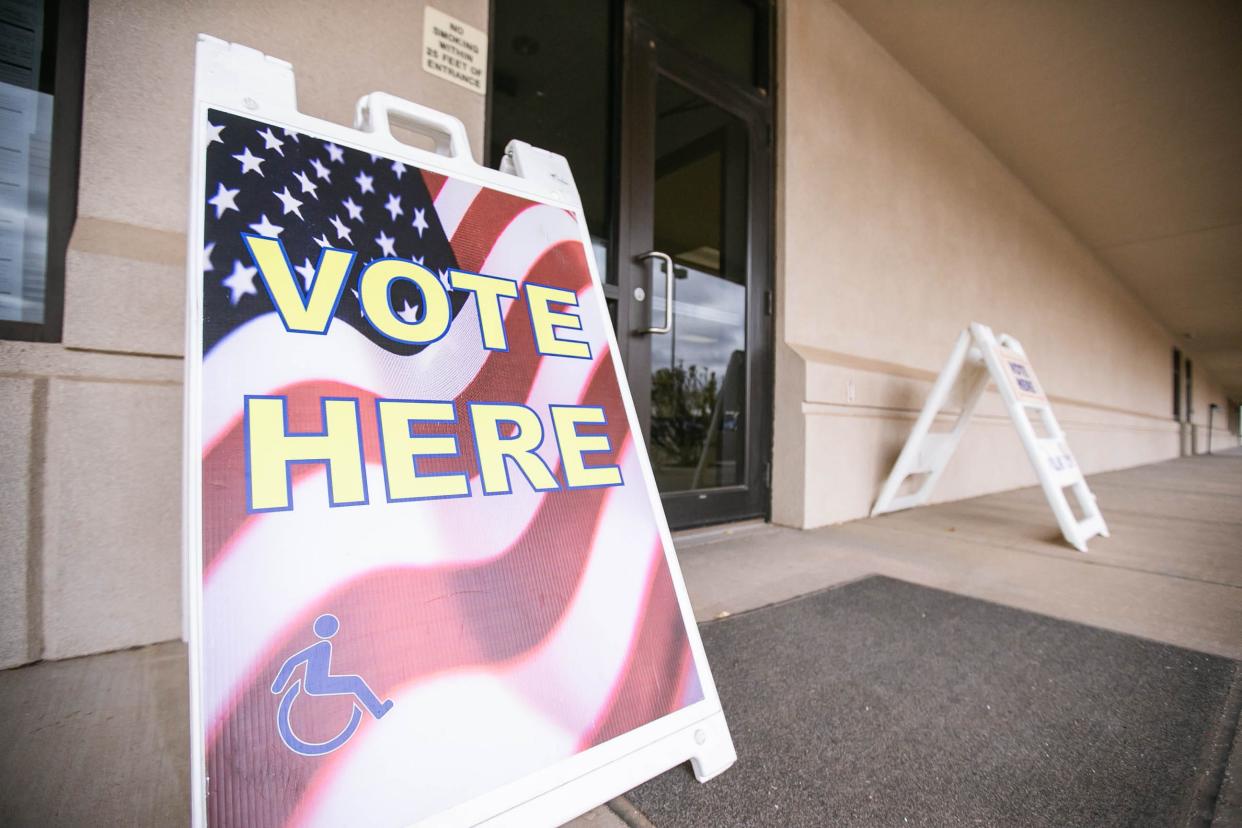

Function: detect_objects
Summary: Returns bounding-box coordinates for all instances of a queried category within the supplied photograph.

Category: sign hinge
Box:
[764,290,773,316]
[764,460,772,488]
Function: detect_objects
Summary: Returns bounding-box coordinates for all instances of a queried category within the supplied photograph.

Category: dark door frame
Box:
[615,14,775,528]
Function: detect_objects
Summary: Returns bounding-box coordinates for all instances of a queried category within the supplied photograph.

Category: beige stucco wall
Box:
[772,0,1238,530]
[0,0,488,668]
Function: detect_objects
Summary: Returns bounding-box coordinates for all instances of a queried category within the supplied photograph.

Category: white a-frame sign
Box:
[872,323,1108,552]
[186,35,734,828]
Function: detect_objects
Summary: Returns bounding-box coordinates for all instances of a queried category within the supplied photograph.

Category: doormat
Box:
[624,576,1241,827]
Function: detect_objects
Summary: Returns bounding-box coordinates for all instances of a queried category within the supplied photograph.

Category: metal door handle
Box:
[635,250,673,334]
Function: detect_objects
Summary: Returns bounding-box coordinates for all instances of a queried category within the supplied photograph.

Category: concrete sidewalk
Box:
[675,448,1242,660]
[2,451,1239,826]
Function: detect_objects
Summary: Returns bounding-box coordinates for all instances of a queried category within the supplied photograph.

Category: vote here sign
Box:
[186,37,732,828]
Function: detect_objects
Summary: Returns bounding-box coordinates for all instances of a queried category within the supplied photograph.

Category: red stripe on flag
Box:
[450,189,534,272]
[421,170,447,200]
[578,542,701,750]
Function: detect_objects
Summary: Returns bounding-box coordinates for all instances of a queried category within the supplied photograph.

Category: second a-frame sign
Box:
[872,322,1108,552]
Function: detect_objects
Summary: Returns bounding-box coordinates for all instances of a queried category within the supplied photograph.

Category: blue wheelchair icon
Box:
[270,614,393,756]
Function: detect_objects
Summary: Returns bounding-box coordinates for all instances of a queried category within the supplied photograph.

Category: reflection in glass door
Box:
[648,76,749,493]
[619,22,772,529]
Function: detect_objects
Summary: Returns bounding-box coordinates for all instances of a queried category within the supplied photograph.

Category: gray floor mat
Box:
[625,576,1241,827]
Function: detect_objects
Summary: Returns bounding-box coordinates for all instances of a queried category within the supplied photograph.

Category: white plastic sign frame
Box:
[184,35,734,827]
[871,322,1108,552]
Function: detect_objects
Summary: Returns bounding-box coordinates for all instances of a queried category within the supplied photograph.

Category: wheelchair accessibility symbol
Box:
[270,614,393,756]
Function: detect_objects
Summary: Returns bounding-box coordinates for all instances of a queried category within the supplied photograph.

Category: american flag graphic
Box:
[198,108,703,827]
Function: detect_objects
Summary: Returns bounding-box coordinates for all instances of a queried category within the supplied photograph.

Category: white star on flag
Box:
[391,160,406,180]
[232,146,265,176]
[293,170,319,199]
[294,257,317,291]
[282,127,300,142]
[356,170,374,194]
[208,182,240,218]
[203,242,215,272]
[397,298,420,323]
[222,260,258,305]
[376,230,397,257]
[273,186,304,219]
[342,196,364,222]
[384,193,403,221]
[310,158,331,181]
[207,121,225,145]
[313,233,332,248]
[329,215,353,244]
[412,207,428,237]
[325,142,345,163]
[258,127,284,156]
[249,214,284,238]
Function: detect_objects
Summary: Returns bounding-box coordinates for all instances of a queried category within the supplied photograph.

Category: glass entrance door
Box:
[618,21,773,528]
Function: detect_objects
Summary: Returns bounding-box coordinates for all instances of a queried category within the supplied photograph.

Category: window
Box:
[1185,359,1194,422]
[631,0,769,89]
[490,0,618,330]
[1172,348,1181,419]
[489,1,616,247]
[0,0,86,341]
